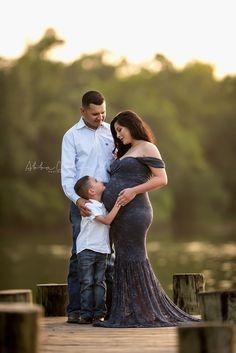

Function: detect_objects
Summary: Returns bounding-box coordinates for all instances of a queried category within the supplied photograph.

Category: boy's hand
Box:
[76,198,91,217]
[115,200,121,209]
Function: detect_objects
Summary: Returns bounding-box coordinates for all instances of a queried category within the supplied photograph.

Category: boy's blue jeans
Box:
[77,249,107,319]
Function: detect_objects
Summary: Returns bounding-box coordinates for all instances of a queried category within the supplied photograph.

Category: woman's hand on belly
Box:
[117,188,137,206]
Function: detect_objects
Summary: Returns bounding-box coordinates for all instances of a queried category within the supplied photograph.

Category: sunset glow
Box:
[1,0,235,77]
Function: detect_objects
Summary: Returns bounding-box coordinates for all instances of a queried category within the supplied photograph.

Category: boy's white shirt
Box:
[76,199,111,255]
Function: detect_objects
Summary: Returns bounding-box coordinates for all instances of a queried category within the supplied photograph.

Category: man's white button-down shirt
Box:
[61,118,114,204]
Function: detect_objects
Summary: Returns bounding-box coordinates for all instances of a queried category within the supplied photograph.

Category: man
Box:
[61,90,114,323]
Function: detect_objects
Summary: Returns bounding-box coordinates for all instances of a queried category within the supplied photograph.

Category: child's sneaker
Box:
[77,317,93,324]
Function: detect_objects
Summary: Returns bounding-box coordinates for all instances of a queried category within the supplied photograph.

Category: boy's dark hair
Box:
[82,91,105,107]
[74,176,91,199]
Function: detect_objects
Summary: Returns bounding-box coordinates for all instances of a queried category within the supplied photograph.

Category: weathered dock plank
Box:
[40,317,178,353]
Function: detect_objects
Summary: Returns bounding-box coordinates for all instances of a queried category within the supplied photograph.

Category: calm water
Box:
[0,227,235,301]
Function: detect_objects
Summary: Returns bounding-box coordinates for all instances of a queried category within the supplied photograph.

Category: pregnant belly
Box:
[103,175,149,211]
[103,175,138,211]
[102,182,121,211]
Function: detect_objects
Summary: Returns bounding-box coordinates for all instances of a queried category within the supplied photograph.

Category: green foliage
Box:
[0,30,235,235]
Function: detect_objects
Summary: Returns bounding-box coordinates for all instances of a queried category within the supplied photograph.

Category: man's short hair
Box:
[82,91,105,107]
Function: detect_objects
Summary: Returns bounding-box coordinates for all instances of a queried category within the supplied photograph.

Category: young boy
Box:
[74,175,120,324]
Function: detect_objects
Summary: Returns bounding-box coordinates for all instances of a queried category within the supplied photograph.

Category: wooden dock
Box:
[40,317,178,353]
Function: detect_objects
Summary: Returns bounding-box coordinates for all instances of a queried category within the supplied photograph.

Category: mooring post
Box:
[36,283,68,316]
[198,289,236,323]
[178,322,235,353]
[0,289,33,303]
[173,273,205,315]
[0,302,43,353]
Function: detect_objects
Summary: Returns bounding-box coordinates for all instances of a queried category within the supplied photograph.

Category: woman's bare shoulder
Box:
[141,141,162,159]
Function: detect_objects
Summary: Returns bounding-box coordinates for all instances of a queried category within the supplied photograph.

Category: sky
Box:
[0,0,235,78]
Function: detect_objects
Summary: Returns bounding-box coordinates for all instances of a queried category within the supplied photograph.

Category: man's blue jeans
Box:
[77,249,107,319]
[66,202,81,315]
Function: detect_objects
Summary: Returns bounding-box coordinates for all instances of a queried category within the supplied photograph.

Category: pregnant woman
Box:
[95,110,200,328]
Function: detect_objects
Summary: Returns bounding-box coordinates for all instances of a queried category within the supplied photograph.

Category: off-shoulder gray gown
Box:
[98,157,200,327]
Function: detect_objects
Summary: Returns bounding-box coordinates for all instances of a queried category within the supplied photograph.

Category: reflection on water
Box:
[0,229,235,301]
[147,239,236,293]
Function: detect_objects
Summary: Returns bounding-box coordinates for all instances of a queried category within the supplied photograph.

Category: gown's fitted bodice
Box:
[103,156,165,210]
[103,157,165,261]
[98,157,200,328]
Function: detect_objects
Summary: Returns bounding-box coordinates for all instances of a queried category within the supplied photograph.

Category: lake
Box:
[0,226,235,302]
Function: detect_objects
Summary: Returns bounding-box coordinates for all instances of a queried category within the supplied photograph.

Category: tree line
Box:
[0,29,235,236]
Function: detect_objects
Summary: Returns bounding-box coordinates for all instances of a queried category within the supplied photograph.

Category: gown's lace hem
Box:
[100,257,200,328]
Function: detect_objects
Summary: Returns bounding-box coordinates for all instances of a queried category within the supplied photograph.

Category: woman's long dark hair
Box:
[110,110,155,159]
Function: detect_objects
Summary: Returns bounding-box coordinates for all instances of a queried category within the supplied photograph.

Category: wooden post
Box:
[0,289,33,303]
[178,322,235,353]
[36,283,68,316]
[173,273,205,315]
[198,289,236,323]
[0,303,43,353]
